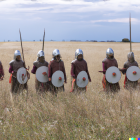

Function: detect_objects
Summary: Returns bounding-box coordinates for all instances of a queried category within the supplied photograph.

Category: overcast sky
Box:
[0,0,140,42]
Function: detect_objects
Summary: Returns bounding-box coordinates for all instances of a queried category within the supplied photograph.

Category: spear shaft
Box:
[19,29,25,65]
[129,13,132,52]
[42,29,45,51]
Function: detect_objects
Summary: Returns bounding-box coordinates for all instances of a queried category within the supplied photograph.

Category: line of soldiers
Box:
[7,49,91,95]
[102,48,139,92]
[0,48,138,95]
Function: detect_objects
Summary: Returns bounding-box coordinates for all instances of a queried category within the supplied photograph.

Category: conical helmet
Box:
[14,50,22,60]
[75,49,83,59]
[106,48,114,59]
[37,50,45,61]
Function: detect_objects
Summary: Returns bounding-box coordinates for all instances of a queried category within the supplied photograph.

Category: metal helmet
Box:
[127,52,135,63]
[106,48,114,59]
[52,49,61,58]
[75,49,83,59]
[37,50,45,61]
[14,50,22,60]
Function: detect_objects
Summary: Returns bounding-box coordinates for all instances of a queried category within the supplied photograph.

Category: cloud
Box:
[91,18,140,24]
[0,0,140,14]
[0,0,140,25]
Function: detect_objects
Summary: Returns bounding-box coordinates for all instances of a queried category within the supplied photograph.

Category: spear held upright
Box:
[19,29,24,61]
[129,13,132,52]
[42,29,45,51]
[19,29,26,67]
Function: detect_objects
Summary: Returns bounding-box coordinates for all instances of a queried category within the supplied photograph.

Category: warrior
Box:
[121,52,139,89]
[31,50,50,93]
[9,50,29,94]
[48,49,67,95]
[0,61,4,81]
[102,48,120,92]
[70,49,91,93]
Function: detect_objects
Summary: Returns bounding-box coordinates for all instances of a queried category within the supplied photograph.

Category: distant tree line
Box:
[70,40,81,42]
[3,39,132,42]
[122,38,130,42]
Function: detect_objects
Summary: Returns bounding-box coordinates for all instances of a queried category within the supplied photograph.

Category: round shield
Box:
[126,66,140,81]
[17,67,28,84]
[52,71,64,87]
[36,66,48,83]
[105,66,121,84]
[76,71,88,88]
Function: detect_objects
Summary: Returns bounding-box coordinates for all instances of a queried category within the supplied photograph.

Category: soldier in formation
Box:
[102,48,120,92]
[31,50,50,93]
[9,50,29,94]
[0,61,4,81]
[4,48,140,94]
[70,49,91,93]
[48,49,67,95]
[121,52,139,89]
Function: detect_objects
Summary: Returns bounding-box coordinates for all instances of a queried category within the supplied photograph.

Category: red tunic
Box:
[70,59,91,93]
[31,60,50,93]
[9,60,27,93]
[102,58,118,70]
[123,60,139,89]
[102,58,120,92]
[71,59,91,81]
[9,60,25,77]
[48,60,67,83]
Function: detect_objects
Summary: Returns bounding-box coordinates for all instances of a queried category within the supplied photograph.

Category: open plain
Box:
[0,42,140,139]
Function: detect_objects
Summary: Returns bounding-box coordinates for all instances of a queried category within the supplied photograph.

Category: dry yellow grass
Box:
[0,42,140,139]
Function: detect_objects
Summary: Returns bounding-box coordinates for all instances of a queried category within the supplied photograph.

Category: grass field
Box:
[0,42,140,139]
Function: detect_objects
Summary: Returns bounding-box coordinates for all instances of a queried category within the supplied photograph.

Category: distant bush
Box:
[122,38,130,42]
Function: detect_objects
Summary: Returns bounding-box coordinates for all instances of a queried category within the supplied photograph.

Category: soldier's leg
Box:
[58,85,64,93]
[49,83,57,96]
[11,77,14,93]
[35,78,40,93]
[13,78,20,94]
[63,85,65,92]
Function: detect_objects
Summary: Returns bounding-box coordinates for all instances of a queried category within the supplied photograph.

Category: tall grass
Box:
[1,42,140,139]
[1,83,140,140]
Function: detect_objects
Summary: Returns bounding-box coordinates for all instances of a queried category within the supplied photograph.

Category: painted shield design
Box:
[126,66,140,81]
[52,70,64,87]
[76,71,88,88]
[105,66,121,84]
[17,67,28,84]
[36,66,48,83]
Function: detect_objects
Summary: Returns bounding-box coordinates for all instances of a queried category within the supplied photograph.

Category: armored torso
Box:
[102,58,118,70]
[9,60,24,77]
[124,61,138,69]
[71,59,87,78]
[49,60,64,74]
[33,61,48,69]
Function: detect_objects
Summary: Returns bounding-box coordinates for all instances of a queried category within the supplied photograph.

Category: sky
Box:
[0,0,140,42]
